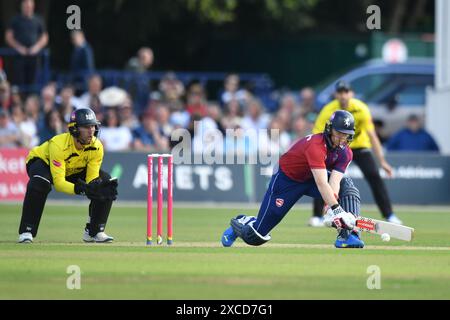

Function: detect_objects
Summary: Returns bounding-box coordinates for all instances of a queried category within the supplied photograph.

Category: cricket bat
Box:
[355,216,415,241]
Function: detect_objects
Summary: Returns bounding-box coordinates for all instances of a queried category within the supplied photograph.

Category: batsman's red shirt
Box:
[279,133,353,182]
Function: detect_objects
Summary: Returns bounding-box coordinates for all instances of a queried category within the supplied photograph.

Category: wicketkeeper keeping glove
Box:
[74,178,118,201]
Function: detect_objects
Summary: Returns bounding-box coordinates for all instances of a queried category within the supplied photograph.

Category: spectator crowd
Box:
[0,0,440,154]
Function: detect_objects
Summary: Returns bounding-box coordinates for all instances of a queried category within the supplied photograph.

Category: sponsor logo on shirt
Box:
[52,160,62,167]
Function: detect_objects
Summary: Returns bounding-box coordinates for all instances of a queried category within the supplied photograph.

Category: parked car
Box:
[316,58,434,136]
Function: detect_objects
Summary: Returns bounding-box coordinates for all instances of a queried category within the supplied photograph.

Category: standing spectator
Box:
[5,0,48,91]
[386,115,440,152]
[125,48,155,113]
[220,73,248,106]
[38,109,64,143]
[99,108,133,152]
[126,47,154,73]
[0,109,20,147]
[132,110,169,152]
[70,30,95,83]
[78,74,102,109]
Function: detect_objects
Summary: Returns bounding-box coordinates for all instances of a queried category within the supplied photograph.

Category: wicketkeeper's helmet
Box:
[68,108,100,138]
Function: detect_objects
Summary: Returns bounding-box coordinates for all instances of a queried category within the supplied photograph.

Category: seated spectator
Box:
[299,87,318,116]
[373,119,388,145]
[262,117,292,155]
[23,95,40,145]
[38,109,64,143]
[220,73,248,106]
[291,114,309,141]
[279,93,300,117]
[40,82,57,115]
[118,97,139,130]
[126,47,154,73]
[159,72,185,112]
[56,85,76,123]
[78,74,102,109]
[0,80,12,110]
[386,115,440,152]
[0,109,20,148]
[154,104,174,139]
[70,30,95,81]
[169,109,191,130]
[132,110,169,152]
[10,103,37,147]
[11,85,22,107]
[221,99,243,130]
[305,112,316,134]
[185,82,208,117]
[207,103,225,135]
[99,108,133,151]
[241,98,270,131]
[224,126,258,157]
[276,108,293,135]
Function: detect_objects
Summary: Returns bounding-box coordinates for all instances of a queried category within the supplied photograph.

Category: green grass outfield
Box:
[1,203,450,299]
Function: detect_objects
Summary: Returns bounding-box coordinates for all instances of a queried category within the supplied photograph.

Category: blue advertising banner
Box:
[46,152,450,205]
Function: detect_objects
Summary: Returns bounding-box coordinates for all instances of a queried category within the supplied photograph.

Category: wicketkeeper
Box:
[18,108,118,243]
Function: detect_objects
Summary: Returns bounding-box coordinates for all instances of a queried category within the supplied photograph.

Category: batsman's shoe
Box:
[335,232,364,249]
[386,214,403,225]
[83,230,114,243]
[221,214,245,247]
[221,226,237,247]
[18,232,33,243]
[221,214,256,247]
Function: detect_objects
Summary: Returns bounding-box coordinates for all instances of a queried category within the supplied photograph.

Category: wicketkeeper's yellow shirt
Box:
[27,133,104,194]
[312,98,375,149]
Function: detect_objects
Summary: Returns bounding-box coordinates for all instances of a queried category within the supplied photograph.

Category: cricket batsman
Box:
[221,110,364,248]
[18,108,118,243]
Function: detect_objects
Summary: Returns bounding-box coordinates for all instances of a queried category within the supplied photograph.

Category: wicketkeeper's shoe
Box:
[83,230,114,243]
[335,232,364,249]
[18,232,33,243]
[386,214,403,225]
[308,216,325,227]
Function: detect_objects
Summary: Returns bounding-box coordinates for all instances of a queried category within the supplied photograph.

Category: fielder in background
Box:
[18,108,118,243]
[222,110,365,248]
[308,80,402,227]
